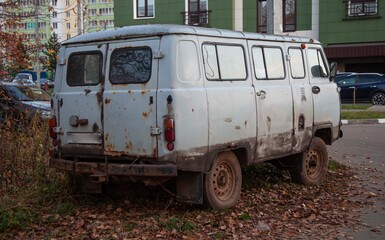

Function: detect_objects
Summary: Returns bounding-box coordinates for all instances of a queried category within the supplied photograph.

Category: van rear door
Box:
[58,45,106,155]
[103,38,160,157]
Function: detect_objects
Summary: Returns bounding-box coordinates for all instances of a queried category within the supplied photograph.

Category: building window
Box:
[52,11,57,18]
[53,22,58,29]
[52,0,57,6]
[346,0,378,17]
[185,0,209,26]
[66,11,70,17]
[66,23,71,29]
[283,0,296,32]
[135,0,154,18]
[257,0,267,33]
[66,0,70,6]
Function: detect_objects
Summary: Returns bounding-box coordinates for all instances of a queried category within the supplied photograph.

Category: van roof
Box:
[63,24,319,45]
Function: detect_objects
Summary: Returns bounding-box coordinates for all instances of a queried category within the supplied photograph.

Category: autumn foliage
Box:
[0,0,32,79]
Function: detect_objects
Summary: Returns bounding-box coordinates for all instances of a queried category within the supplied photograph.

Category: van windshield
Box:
[8,86,51,101]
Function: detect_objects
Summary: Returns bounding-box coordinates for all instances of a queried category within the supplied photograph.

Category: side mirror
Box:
[329,62,337,81]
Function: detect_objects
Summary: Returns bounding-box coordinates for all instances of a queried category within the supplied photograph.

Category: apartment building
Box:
[84,0,114,33]
[12,0,51,44]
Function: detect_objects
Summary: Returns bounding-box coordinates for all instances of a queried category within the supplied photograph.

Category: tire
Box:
[290,137,328,186]
[204,151,242,209]
[371,92,385,105]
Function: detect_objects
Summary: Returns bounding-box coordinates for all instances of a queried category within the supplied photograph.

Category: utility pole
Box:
[77,1,82,35]
[266,0,274,34]
[34,0,41,85]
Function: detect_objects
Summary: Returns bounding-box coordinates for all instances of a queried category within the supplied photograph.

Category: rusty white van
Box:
[49,24,342,209]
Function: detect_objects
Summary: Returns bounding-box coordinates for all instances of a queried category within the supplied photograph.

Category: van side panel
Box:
[248,41,294,160]
[157,35,209,171]
[307,47,341,141]
[284,43,314,153]
[201,37,257,165]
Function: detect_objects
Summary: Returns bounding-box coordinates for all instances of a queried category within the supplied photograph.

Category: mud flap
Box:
[176,171,203,204]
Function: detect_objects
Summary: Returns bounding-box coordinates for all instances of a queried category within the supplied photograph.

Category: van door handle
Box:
[256,90,266,99]
[312,86,321,94]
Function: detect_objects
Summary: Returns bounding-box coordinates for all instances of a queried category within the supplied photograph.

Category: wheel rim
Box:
[305,149,323,180]
[372,93,385,105]
[211,160,236,201]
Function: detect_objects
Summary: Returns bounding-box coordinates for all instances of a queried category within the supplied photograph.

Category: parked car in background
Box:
[12,73,36,87]
[12,73,54,89]
[334,73,385,105]
[0,82,51,124]
[39,78,54,89]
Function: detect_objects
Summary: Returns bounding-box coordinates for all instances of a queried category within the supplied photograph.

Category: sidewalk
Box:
[341,105,385,125]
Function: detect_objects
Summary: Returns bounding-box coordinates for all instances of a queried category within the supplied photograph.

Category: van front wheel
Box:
[204,151,242,209]
[290,137,328,186]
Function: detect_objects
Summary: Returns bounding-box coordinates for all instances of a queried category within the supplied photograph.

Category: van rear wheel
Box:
[290,137,328,186]
[204,151,242,209]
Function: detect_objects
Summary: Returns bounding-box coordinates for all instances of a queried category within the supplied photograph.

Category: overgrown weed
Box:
[0,116,74,232]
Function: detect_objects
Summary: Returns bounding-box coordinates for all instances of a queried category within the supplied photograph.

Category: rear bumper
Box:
[49,158,177,177]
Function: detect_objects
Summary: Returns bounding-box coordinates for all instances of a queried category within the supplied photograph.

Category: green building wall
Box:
[242,0,256,32]
[115,0,234,30]
[296,0,311,31]
[114,0,312,34]
[319,0,385,46]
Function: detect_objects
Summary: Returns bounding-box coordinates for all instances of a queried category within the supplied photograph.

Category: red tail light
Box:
[49,116,57,140]
[164,118,175,151]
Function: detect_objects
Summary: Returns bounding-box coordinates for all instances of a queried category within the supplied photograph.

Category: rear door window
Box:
[67,52,102,86]
[109,47,152,84]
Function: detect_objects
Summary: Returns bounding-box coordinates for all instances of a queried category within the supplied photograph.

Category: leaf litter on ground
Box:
[1,161,373,240]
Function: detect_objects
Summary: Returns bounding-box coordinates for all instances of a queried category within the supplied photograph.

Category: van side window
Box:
[252,46,285,80]
[308,48,328,78]
[202,43,247,81]
[109,47,152,84]
[67,52,102,86]
[288,48,305,79]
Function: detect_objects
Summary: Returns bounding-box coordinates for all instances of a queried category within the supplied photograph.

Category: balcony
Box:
[181,10,212,27]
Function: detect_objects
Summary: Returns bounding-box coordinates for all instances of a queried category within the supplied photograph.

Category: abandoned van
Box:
[49,24,342,209]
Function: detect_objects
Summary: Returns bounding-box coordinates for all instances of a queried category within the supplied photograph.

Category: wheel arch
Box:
[313,125,332,145]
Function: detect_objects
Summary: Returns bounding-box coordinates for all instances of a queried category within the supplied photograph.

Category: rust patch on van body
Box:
[96,92,103,106]
[125,141,133,151]
[92,123,99,132]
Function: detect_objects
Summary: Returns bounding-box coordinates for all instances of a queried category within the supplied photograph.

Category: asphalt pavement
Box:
[329,124,385,239]
[333,105,385,239]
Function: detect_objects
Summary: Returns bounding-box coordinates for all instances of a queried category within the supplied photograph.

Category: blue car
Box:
[334,73,385,105]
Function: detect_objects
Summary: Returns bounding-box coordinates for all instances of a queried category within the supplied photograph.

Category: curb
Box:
[341,119,385,125]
